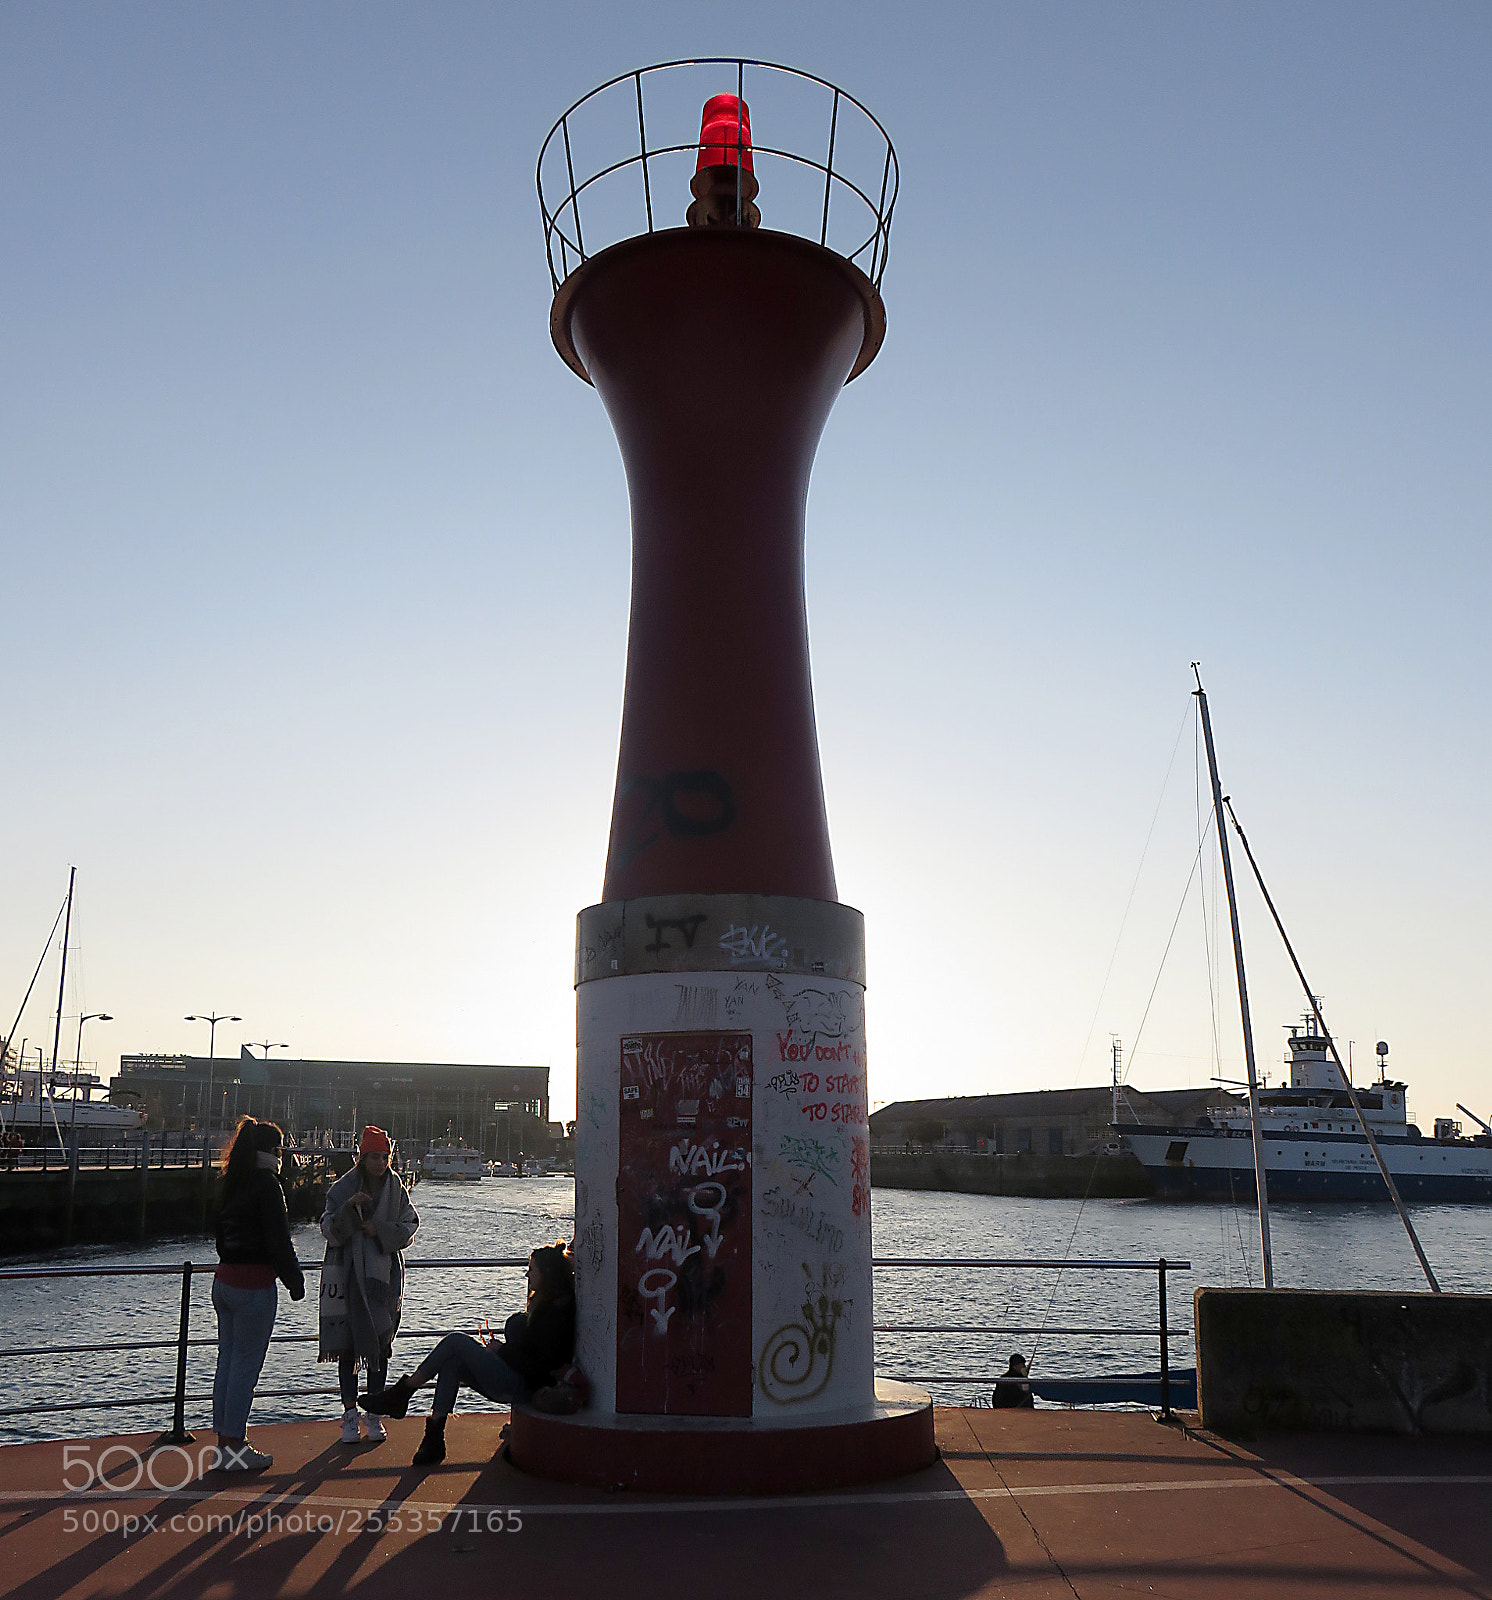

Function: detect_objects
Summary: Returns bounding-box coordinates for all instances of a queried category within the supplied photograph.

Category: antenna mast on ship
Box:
[1110,1036,1137,1125]
[1192,667,1274,1288]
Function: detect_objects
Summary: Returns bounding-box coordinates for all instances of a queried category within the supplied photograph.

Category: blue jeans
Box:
[417,1334,529,1417]
[211,1279,277,1438]
[340,1354,386,1411]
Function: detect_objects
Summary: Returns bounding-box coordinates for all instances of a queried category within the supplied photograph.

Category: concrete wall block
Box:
[1196,1288,1492,1436]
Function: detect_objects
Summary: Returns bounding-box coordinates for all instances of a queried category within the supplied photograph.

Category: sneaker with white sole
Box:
[362,1411,386,1442]
[340,1408,362,1444]
[218,1444,273,1472]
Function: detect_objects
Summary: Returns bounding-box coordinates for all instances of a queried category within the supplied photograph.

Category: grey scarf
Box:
[318,1164,419,1365]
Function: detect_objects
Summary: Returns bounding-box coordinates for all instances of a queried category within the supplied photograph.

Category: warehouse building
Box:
[870,1084,1242,1157]
[111,1050,551,1155]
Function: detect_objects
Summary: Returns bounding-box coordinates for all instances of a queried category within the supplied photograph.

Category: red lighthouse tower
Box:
[514,61,932,1492]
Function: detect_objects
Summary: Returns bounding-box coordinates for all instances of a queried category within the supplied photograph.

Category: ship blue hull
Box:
[1145,1165,1492,1203]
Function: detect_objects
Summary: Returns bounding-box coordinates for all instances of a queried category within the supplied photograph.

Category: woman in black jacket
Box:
[212,1118,306,1471]
[365,1240,574,1467]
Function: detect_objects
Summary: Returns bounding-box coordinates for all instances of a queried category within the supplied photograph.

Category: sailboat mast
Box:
[1222,795,1440,1294]
[48,867,76,1081]
[1192,669,1274,1288]
[46,867,77,1156]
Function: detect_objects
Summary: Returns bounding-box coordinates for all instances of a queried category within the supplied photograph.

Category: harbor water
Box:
[4,1180,1491,1444]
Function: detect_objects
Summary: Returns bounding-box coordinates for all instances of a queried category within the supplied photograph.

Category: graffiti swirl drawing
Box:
[757,1263,844,1405]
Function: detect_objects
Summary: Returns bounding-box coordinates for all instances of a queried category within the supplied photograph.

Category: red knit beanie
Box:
[359,1125,391,1155]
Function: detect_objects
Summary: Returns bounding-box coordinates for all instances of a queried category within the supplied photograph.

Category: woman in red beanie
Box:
[319,1125,419,1443]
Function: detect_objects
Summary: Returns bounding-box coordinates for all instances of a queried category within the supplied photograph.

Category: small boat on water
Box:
[419,1140,486,1182]
[1127,1022,1492,1202]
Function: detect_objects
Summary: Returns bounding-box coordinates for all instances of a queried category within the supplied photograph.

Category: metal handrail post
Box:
[1157,1257,1170,1419]
[154,1261,195,1447]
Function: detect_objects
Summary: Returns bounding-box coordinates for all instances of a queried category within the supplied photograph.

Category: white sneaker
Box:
[219,1444,273,1472]
[362,1411,386,1442]
[340,1408,362,1444]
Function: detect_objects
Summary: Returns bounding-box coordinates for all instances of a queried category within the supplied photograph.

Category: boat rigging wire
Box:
[3,892,70,1077]
[1030,808,1214,1373]
[1071,703,1192,1082]
[1125,809,1213,1076]
[1221,796,1441,1294]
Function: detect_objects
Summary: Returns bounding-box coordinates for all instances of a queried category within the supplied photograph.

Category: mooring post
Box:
[1158,1257,1171,1420]
[199,1134,211,1228]
[63,1129,79,1246]
[155,1260,196,1447]
[137,1129,150,1239]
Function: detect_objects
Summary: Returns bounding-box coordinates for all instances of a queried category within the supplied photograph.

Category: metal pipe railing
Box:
[0,1254,1190,1433]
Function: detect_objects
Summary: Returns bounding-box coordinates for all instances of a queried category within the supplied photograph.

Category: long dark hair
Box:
[220,1117,284,1195]
[527,1240,574,1312]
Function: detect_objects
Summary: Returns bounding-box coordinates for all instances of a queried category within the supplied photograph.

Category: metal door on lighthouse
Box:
[616,1031,754,1415]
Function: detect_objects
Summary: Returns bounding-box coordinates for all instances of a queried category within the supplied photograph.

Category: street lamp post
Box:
[185,1013,240,1145]
[70,1013,113,1138]
[251,1043,288,1132]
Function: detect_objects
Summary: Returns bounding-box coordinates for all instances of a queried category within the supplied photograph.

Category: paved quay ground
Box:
[1,1408,1488,1598]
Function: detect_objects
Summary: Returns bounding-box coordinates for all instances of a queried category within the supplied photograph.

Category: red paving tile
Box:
[1,1409,1488,1598]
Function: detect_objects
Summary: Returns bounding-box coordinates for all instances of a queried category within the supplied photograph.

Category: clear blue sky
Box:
[4,3,1488,1127]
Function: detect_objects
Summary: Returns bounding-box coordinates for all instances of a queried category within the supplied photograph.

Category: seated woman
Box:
[364,1240,575,1466]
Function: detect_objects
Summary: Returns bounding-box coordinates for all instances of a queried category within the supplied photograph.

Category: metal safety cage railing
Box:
[0,1254,1191,1440]
[537,59,899,300]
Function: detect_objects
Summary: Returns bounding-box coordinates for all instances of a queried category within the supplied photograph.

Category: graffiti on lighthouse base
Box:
[616,1030,754,1416]
[758,1262,847,1405]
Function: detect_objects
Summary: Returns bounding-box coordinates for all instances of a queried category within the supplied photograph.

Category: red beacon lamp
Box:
[523,60,929,1493]
[687,93,760,227]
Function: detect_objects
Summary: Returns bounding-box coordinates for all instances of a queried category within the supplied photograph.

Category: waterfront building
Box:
[110,1051,549,1154]
[871,1085,1243,1156]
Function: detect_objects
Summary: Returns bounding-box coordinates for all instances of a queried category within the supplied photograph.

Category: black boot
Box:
[363,1374,417,1419]
[412,1416,446,1468]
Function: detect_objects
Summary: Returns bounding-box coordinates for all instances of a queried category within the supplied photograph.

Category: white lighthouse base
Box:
[573,895,877,1425]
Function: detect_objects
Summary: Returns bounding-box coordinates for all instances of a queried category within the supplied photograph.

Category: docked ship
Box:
[0,1067,146,1140]
[419,1139,487,1181]
[1126,1024,1492,1202]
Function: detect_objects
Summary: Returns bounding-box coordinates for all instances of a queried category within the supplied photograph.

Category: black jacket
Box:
[215,1168,306,1299]
[495,1298,575,1389]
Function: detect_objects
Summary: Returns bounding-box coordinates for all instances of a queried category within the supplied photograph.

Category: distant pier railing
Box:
[0,1254,1192,1442]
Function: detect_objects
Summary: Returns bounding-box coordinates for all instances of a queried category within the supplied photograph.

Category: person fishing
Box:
[319,1124,419,1444]
[992,1351,1035,1409]
[363,1240,575,1467]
